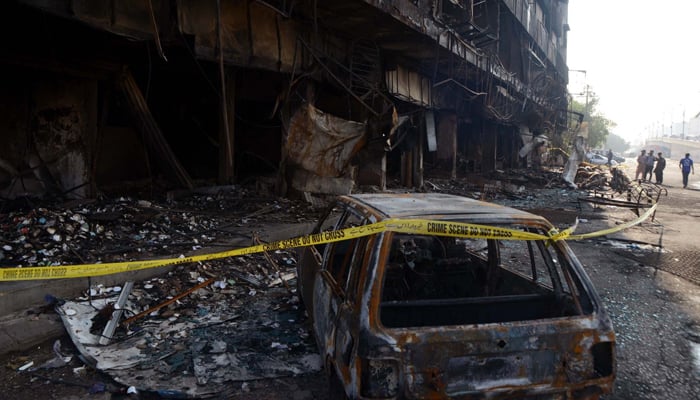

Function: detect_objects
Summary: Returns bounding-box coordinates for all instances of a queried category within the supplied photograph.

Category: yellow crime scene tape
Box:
[0,203,657,282]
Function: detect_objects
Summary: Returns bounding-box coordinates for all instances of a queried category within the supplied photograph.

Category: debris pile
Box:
[609,167,632,193]
[1,185,327,397]
[575,164,611,190]
[0,171,631,397]
[0,186,319,267]
[406,167,602,204]
[57,256,320,398]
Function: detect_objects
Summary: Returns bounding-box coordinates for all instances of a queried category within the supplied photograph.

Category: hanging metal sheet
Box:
[385,65,432,107]
[286,104,366,178]
[426,111,437,152]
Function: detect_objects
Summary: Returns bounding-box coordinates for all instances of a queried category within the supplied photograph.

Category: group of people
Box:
[634,150,667,184]
[635,150,695,188]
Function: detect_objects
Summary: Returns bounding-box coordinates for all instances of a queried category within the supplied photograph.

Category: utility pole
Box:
[569,69,588,115]
[682,108,686,140]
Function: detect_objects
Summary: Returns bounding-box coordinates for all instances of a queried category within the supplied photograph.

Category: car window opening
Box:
[379,229,593,328]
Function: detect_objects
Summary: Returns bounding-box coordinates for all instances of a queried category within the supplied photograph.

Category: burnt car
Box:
[297,193,615,399]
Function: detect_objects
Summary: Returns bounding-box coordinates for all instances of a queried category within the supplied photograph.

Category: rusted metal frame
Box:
[432,30,486,99]
[578,196,651,210]
[296,37,394,117]
[434,8,549,111]
[346,235,372,303]
[335,238,360,300]
[526,239,537,282]
[629,183,666,221]
[559,259,583,315]
[582,183,665,222]
[118,69,194,189]
[309,244,323,264]
[121,278,215,327]
[535,239,565,299]
[625,186,644,214]
[646,185,667,222]
[297,38,378,116]
[434,77,487,97]
[273,37,304,127]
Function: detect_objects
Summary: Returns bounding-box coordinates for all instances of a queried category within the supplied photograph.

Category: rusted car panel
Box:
[296,193,615,399]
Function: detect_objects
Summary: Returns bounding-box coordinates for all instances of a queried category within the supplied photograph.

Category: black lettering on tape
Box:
[428,222,448,234]
[3,270,18,279]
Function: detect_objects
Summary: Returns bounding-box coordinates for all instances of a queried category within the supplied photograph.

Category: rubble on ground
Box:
[1,167,635,397]
[0,185,319,268]
[58,259,320,398]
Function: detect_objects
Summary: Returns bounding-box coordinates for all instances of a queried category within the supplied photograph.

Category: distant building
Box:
[685,111,700,140]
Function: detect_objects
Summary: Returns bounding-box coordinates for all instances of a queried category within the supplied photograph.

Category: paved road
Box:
[574,160,700,400]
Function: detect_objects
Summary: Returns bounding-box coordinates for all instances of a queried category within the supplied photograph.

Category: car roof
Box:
[341,193,548,223]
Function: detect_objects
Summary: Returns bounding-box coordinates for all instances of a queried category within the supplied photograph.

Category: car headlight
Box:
[361,358,399,398]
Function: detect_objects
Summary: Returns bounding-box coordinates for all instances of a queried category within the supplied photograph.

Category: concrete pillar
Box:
[414,134,423,188]
[482,121,497,171]
[356,146,386,190]
[30,77,98,198]
[436,112,457,179]
[357,117,386,190]
[400,148,413,187]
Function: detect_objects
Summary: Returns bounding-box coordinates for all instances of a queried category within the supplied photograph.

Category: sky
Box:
[566,0,700,144]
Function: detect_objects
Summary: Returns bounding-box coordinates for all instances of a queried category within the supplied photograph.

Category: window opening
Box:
[379,224,591,328]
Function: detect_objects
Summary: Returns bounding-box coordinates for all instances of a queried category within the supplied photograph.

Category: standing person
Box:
[644,150,656,181]
[654,152,666,184]
[606,149,614,166]
[635,150,646,181]
[679,153,695,188]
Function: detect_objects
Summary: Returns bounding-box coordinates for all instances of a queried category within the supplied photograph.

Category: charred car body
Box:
[297,193,615,399]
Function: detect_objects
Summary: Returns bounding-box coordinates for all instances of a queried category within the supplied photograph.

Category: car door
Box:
[313,209,366,361]
[296,204,344,318]
[332,234,373,390]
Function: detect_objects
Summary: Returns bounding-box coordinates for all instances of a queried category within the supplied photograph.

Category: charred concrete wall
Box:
[0,0,569,199]
[0,66,97,198]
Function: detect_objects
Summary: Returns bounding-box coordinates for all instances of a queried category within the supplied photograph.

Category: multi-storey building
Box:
[0,1,570,198]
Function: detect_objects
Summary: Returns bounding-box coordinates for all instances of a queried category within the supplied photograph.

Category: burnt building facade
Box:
[0,0,569,199]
